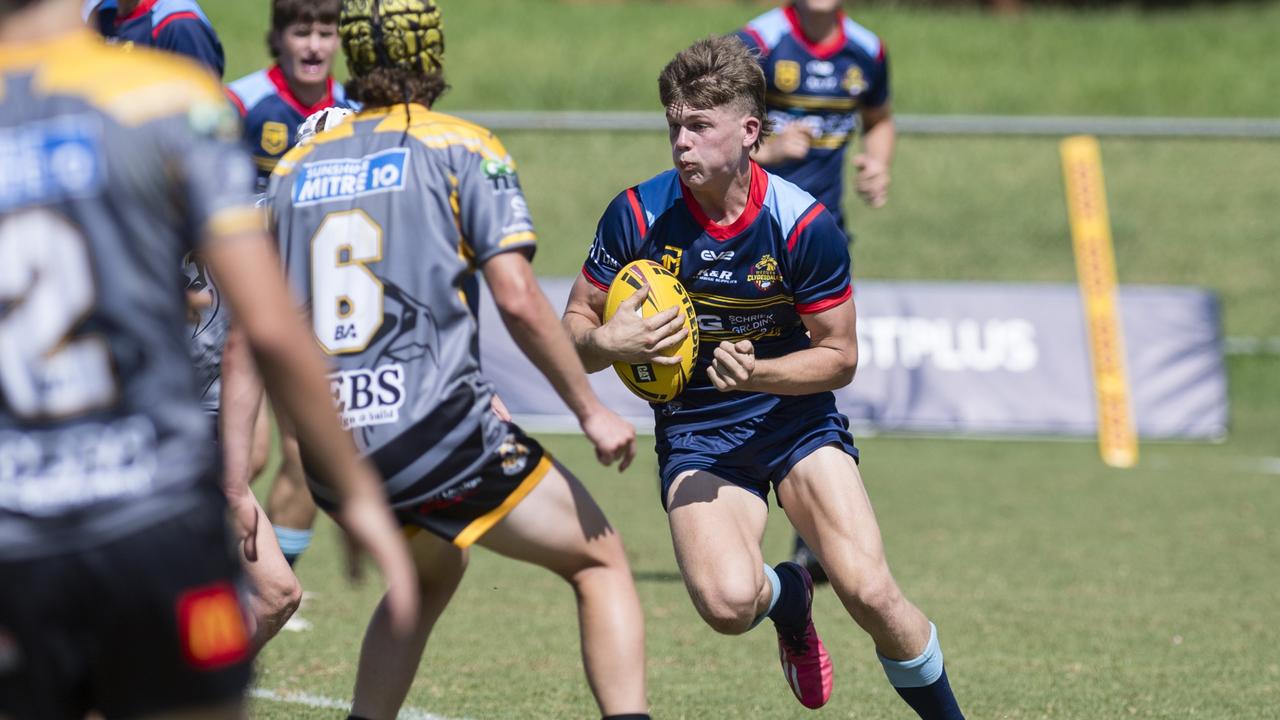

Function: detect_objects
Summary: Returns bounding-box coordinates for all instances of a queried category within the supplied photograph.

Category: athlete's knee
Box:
[840,568,904,623]
[259,571,303,625]
[691,577,762,635]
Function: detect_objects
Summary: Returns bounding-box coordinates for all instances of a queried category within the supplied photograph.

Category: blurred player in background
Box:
[564,36,961,718]
[0,0,416,717]
[84,0,224,77]
[735,0,896,583]
[267,2,650,718]
[227,0,355,192]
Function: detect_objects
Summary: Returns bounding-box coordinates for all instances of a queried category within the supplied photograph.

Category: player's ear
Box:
[742,115,762,150]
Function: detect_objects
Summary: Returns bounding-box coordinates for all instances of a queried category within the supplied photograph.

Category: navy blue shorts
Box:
[656,399,859,510]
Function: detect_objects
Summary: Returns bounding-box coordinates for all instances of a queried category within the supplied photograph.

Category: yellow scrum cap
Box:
[340,0,445,78]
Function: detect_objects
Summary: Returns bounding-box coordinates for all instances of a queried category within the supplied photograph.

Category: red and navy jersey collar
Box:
[680,162,768,242]
[783,4,847,60]
[117,0,157,23]
[267,64,335,118]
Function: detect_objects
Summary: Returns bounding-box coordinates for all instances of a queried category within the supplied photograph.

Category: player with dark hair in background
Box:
[227,0,355,192]
[734,0,896,583]
[0,1,417,717]
[564,35,962,718]
[266,2,650,718]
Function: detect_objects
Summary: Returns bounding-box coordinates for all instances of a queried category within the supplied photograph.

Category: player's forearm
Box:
[218,324,265,499]
[562,311,618,374]
[746,344,857,395]
[861,115,895,169]
[499,290,606,421]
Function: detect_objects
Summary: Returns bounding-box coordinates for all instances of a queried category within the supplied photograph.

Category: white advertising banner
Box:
[478,279,1227,440]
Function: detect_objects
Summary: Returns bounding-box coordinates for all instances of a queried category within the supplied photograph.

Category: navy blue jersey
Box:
[735,5,889,231]
[584,163,852,434]
[227,66,355,191]
[94,0,224,79]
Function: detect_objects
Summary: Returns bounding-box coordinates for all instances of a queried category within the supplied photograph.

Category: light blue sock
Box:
[749,563,783,630]
[274,525,313,565]
[878,622,944,688]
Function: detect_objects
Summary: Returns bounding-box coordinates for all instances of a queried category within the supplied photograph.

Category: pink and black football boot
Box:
[774,562,833,709]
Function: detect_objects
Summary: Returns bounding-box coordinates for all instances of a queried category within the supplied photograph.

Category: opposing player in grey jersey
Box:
[0,1,417,717]
[267,2,650,717]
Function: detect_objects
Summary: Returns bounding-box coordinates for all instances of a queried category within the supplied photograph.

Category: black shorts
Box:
[393,423,553,548]
[0,487,251,719]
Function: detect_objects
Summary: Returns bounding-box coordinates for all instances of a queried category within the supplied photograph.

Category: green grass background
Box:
[195,1,1280,717]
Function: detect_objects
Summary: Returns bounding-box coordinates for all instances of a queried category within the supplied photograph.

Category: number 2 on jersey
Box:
[311,210,384,355]
[0,209,117,418]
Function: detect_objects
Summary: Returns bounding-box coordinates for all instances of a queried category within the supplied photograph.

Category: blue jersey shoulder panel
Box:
[841,16,882,61]
[762,171,821,240]
[635,169,683,229]
[227,69,274,113]
[743,8,789,53]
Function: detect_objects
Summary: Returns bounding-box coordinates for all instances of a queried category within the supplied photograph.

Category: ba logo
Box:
[843,66,869,96]
[774,60,801,93]
[661,245,683,276]
[260,121,289,155]
[747,254,781,292]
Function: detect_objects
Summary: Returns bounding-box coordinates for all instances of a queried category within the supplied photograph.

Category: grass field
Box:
[193,1,1280,717]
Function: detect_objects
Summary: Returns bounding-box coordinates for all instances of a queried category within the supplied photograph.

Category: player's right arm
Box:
[562,188,687,373]
[482,253,636,471]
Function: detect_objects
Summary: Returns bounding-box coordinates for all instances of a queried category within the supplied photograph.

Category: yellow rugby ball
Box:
[603,260,699,403]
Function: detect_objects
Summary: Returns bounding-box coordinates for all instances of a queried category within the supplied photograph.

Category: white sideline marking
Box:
[249,688,474,720]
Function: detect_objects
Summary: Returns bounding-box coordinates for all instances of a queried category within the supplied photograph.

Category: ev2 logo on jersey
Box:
[330,364,406,430]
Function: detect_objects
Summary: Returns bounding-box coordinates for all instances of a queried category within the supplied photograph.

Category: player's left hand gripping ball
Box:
[603,260,699,403]
[708,340,756,392]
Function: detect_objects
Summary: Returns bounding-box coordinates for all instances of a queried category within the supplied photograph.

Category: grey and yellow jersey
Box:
[268,104,536,508]
[0,32,259,555]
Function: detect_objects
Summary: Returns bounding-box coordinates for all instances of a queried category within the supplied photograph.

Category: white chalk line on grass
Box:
[249,688,476,720]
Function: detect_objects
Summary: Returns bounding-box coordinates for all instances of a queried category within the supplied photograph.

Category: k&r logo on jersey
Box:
[330,364,406,430]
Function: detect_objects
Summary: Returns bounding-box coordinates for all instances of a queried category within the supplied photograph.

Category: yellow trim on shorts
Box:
[452,455,553,549]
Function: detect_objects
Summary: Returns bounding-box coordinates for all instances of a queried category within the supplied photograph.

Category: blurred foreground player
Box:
[0,2,416,718]
[564,35,962,718]
[267,2,650,718]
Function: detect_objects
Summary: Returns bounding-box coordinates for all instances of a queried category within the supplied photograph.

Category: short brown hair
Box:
[268,0,341,58]
[345,66,448,109]
[658,35,773,149]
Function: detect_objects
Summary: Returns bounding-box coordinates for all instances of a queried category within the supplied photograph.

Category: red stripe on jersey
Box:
[783,5,848,60]
[152,11,201,38]
[224,88,248,117]
[681,162,768,242]
[742,27,769,56]
[787,203,826,252]
[625,187,647,238]
[796,284,851,315]
[118,0,158,23]
[267,64,336,119]
[581,266,609,292]
[877,42,886,64]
